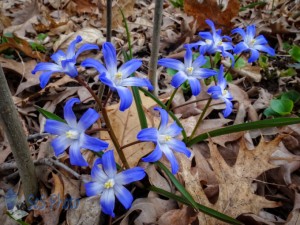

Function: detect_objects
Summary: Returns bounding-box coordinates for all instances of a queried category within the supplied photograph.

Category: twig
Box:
[0,64,38,206]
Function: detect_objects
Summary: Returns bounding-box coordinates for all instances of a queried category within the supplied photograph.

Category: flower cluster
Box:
[33,19,275,218]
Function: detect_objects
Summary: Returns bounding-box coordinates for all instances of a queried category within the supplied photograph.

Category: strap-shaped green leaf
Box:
[35,106,65,123]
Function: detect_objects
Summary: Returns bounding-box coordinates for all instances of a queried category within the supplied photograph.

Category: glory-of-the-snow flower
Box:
[85,150,146,217]
[207,65,233,117]
[81,42,153,111]
[158,46,216,96]
[137,107,191,174]
[232,24,275,63]
[189,19,234,62]
[32,36,99,88]
[44,98,108,166]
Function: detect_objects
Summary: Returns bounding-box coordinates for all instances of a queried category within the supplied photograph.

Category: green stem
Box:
[189,98,212,140]
[166,88,178,110]
[224,53,243,77]
[139,87,188,141]
[76,77,130,169]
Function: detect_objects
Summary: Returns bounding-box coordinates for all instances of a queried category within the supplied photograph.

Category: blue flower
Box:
[137,107,191,174]
[207,65,233,117]
[232,24,275,63]
[85,150,146,217]
[44,98,108,166]
[189,19,234,62]
[81,42,153,111]
[32,36,99,88]
[158,46,216,96]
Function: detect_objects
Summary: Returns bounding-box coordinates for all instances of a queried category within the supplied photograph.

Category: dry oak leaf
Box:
[178,137,282,224]
[183,0,240,32]
[101,90,163,167]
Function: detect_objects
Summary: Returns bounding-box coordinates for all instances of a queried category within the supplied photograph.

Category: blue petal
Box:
[168,139,191,157]
[192,54,206,68]
[85,181,104,196]
[114,184,133,209]
[217,65,227,90]
[45,119,70,135]
[91,163,107,182]
[157,58,185,71]
[233,42,249,54]
[32,62,62,74]
[77,108,99,131]
[154,107,169,130]
[64,98,80,128]
[51,50,66,64]
[61,58,78,77]
[100,189,115,217]
[75,43,99,59]
[231,27,246,38]
[99,73,115,89]
[163,122,182,137]
[255,45,275,56]
[207,86,222,99]
[137,127,158,142]
[102,150,117,177]
[188,78,201,96]
[39,71,55,88]
[161,144,179,174]
[246,25,256,40]
[222,98,233,117]
[103,42,117,75]
[116,86,133,111]
[115,167,146,185]
[142,144,162,162]
[254,35,268,45]
[118,59,142,78]
[51,135,72,156]
[81,58,108,75]
[248,49,260,63]
[184,46,193,68]
[66,36,82,58]
[69,141,88,166]
[192,68,216,79]
[80,134,108,152]
[171,71,187,88]
[199,31,213,40]
[205,19,216,33]
[120,77,152,89]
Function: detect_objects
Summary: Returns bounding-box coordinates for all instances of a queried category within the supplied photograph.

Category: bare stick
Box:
[106,0,112,42]
[0,64,38,205]
[148,0,164,96]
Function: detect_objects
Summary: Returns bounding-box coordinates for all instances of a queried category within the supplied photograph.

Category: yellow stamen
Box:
[186,67,193,74]
[115,72,122,80]
[66,130,79,139]
[217,41,223,46]
[164,135,172,142]
[104,179,114,189]
[222,89,228,96]
[205,39,212,45]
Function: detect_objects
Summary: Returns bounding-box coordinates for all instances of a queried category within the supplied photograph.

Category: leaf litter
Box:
[0,0,300,224]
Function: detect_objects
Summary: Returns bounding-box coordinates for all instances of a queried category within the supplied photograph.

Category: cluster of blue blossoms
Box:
[32,20,275,217]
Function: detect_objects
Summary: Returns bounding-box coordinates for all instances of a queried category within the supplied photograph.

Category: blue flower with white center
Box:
[44,98,108,166]
[189,19,234,62]
[158,46,216,96]
[137,107,191,174]
[207,65,233,117]
[232,24,275,63]
[32,36,99,88]
[81,42,153,111]
[85,150,146,217]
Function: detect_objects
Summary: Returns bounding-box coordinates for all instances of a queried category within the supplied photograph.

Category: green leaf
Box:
[192,52,200,60]
[202,56,212,68]
[6,212,30,225]
[270,99,293,116]
[155,162,199,210]
[289,45,300,63]
[37,33,48,42]
[214,52,221,65]
[234,56,246,69]
[148,186,241,224]
[35,106,66,123]
[166,68,177,76]
[258,55,268,69]
[239,1,267,11]
[263,107,281,117]
[280,68,297,77]
[187,117,300,146]
[225,73,233,82]
[281,90,300,103]
[283,42,292,51]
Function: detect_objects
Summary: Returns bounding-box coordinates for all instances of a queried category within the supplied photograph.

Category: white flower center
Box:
[222,89,228,96]
[205,39,212,45]
[104,179,115,189]
[66,130,80,140]
[115,72,122,80]
[186,67,193,74]
[159,135,172,144]
[217,41,223,46]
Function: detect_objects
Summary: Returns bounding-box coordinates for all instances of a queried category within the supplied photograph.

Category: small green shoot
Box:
[289,45,300,63]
